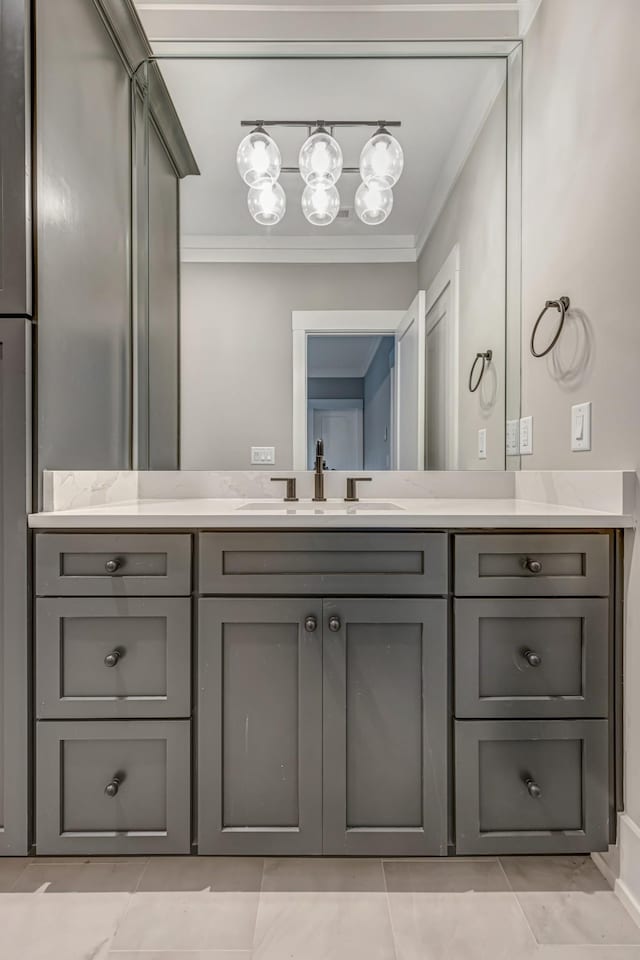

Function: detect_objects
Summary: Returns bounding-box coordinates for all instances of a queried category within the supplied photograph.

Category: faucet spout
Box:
[313,439,326,501]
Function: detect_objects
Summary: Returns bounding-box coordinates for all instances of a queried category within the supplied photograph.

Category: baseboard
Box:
[615,814,640,928]
[615,876,640,928]
[592,850,618,889]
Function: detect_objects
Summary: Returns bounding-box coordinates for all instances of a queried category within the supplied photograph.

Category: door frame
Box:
[424,243,460,469]
[292,310,404,469]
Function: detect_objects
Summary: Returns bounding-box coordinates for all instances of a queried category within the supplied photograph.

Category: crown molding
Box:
[181,233,418,263]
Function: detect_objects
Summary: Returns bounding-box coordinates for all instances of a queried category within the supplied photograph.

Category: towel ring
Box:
[468,350,492,393]
[530,296,570,358]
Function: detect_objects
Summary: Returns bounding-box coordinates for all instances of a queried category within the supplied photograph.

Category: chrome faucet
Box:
[313,439,327,501]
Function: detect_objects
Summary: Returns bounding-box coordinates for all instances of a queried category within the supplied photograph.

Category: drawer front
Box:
[36,720,190,855]
[455,719,608,854]
[36,533,191,596]
[454,534,610,597]
[36,598,191,719]
[455,598,609,719]
[199,532,448,596]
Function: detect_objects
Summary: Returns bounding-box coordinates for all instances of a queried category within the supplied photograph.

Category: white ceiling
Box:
[307,335,385,379]
[157,56,506,258]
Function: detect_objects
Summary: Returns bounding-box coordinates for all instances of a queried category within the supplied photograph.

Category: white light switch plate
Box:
[519,416,533,455]
[478,428,487,460]
[251,446,275,465]
[571,401,592,451]
[506,420,519,456]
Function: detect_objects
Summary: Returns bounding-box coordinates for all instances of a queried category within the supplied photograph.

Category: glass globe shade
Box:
[354,177,393,225]
[298,129,343,186]
[247,179,286,225]
[301,182,340,226]
[359,129,404,187]
[236,129,281,186]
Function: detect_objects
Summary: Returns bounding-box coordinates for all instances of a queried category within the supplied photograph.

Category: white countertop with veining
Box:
[28,496,633,529]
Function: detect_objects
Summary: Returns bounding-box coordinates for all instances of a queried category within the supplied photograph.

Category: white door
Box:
[395,290,426,469]
[312,405,363,470]
[425,285,450,469]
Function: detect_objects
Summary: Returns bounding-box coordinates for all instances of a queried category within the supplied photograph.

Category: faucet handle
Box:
[271,477,298,502]
[345,477,372,502]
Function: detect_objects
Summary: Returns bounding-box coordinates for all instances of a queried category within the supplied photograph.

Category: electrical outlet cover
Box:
[571,402,592,452]
[519,416,533,455]
[506,420,519,457]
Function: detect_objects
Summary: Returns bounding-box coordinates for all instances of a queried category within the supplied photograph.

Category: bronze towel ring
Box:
[530,296,570,357]
[468,350,492,393]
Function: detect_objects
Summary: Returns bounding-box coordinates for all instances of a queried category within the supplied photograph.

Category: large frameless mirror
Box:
[133,43,522,472]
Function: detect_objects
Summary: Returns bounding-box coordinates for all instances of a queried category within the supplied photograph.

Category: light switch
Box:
[519,416,533,455]
[506,420,519,457]
[478,428,487,460]
[251,446,275,465]
[571,402,592,451]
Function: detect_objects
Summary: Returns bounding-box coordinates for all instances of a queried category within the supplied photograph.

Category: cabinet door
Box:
[198,598,323,854]
[323,598,448,856]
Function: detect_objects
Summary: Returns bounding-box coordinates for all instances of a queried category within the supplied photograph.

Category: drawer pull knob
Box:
[523,557,543,575]
[304,616,318,633]
[104,649,122,668]
[104,559,121,574]
[525,777,542,800]
[523,649,542,668]
[328,615,341,632]
[104,776,121,798]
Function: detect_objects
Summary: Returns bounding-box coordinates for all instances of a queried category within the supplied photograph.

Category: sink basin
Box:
[236,500,406,512]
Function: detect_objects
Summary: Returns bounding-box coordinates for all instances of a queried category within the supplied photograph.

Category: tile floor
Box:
[0,855,637,960]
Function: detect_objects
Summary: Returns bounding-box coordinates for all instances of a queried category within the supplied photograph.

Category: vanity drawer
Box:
[455,719,608,854]
[36,720,191,855]
[199,532,447,596]
[36,533,192,596]
[455,598,609,719]
[36,598,191,719]
[454,534,610,597]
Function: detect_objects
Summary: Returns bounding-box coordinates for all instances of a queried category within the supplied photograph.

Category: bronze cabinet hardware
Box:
[522,557,543,574]
[328,615,341,632]
[270,477,298,502]
[103,649,122,668]
[468,350,492,393]
[104,558,121,574]
[304,616,318,632]
[523,649,542,668]
[530,296,570,357]
[345,477,372,502]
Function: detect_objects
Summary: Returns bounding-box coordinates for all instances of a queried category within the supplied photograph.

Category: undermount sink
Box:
[236,500,406,512]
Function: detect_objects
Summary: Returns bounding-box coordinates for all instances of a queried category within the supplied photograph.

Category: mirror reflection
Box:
[138,55,513,471]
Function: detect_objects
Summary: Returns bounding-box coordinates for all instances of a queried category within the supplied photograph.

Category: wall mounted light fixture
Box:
[236,119,403,227]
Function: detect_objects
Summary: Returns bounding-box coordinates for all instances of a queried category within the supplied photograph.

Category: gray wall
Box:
[36,0,131,473]
[308,378,364,401]
[519,0,640,880]
[364,337,395,471]
[180,262,417,469]
[417,85,507,470]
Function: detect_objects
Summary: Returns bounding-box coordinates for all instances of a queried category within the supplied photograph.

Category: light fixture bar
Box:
[240,119,401,129]
[281,165,359,174]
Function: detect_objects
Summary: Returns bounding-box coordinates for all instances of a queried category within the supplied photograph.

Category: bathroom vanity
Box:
[29,485,626,859]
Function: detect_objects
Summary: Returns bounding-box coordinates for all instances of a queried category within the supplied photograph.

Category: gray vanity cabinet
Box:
[322,598,448,856]
[198,598,323,855]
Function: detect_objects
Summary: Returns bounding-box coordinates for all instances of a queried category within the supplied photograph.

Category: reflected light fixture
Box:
[298,127,343,186]
[302,182,340,226]
[354,177,393,226]
[359,126,404,187]
[236,126,281,186]
[237,119,402,227]
[247,179,286,226]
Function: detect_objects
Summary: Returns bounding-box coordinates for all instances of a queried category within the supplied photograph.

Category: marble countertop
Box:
[28,496,633,529]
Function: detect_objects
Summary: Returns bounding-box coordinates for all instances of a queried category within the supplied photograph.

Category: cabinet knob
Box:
[304,616,318,633]
[104,649,122,668]
[104,776,121,798]
[328,615,341,632]
[523,557,543,575]
[524,777,542,800]
[523,649,542,668]
[104,558,121,574]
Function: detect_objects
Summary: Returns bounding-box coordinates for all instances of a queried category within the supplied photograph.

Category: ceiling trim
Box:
[181,234,418,263]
